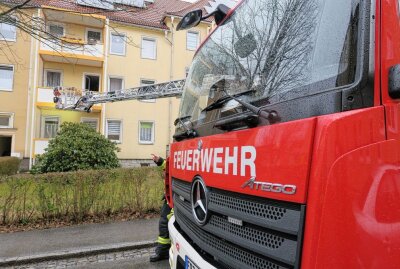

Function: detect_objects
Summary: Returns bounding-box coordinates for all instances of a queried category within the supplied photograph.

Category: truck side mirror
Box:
[389,64,400,99]
[176,4,230,31]
[176,9,203,31]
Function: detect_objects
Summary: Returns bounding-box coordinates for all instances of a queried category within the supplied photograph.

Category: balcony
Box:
[42,7,106,28]
[39,7,106,67]
[36,87,102,112]
[33,139,49,156]
[39,40,104,67]
[37,87,55,107]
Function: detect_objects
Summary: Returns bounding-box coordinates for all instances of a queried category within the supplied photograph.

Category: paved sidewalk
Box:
[0,218,159,266]
[9,247,168,269]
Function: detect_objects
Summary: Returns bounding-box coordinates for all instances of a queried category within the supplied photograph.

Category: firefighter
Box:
[150,154,173,262]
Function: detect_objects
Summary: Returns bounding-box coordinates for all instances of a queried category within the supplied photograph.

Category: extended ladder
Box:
[53,79,186,112]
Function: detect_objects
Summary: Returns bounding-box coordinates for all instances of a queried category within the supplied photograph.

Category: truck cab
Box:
[168,0,400,268]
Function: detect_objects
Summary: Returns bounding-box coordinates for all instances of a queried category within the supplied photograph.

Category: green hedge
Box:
[0,167,164,225]
[0,157,20,176]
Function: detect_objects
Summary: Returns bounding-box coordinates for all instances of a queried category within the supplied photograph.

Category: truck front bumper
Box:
[168,215,216,269]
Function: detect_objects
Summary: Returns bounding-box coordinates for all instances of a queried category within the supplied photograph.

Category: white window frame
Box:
[106,119,122,143]
[186,31,200,51]
[44,69,63,87]
[0,112,14,128]
[140,79,156,103]
[110,32,126,56]
[47,22,65,37]
[40,116,60,139]
[0,64,14,92]
[86,27,102,44]
[0,18,17,42]
[108,76,125,93]
[81,117,99,131]
[82,72,101,92]
[138,120,155,145]
[141,36,157,60]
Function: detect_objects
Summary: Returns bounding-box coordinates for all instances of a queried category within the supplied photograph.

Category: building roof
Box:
[1,0,215,30]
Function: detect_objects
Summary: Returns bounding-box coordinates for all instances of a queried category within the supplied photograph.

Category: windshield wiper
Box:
[173,115,197,141]
[174,115,191,126]
[205,78,279,123]
[201,89,254,112]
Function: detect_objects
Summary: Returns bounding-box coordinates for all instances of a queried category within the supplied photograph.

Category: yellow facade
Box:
[41,62,104,91]
[0,3,211,169]
[105,20,210,161]
[0,7,34,164]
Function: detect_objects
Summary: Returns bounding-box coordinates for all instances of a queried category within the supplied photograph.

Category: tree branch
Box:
[0,0,32,18]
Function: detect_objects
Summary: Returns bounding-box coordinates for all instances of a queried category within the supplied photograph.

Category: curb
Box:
[0,240,157,267]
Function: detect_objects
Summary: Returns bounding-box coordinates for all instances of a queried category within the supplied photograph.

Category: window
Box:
[139,121,154,144]
[109,77,124,92]
[48,23,64,37]
[45,70,62,87]
[0,20,16,41]
[41,116,59,138]
[110,33,126,55]
[0,65,14,91]
[179,0,363,125]
[84,74,100,92]
[81,118,98,131]
[140,79,156,103]
[141,37,156,59]
[106,120,122,143]
[0,113,13,128]
[141,79,155,85]
[187,31,199,51]
[87,29,102,44]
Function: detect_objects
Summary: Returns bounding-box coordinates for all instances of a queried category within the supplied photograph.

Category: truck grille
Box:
[172,178,305,269]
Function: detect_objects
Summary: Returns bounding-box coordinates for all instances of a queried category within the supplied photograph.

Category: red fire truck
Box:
[167,0,400,268]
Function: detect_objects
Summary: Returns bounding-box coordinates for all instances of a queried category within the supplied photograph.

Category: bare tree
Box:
[192,0,318,102]
[0,0,143,62]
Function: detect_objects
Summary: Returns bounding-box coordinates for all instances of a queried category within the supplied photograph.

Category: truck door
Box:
[381,0,400,141]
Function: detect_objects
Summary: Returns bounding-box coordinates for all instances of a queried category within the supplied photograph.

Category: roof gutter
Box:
[109,18,168,31]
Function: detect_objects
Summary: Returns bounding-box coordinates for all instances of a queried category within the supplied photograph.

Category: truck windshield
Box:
[179,0,360,123]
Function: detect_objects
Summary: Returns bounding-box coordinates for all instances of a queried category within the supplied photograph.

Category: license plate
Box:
[185,256,199,269]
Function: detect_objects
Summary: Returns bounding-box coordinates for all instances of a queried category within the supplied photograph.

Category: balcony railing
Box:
[37,87,102,112]
[40,39,104,58]
[53,86,83,109]
[34,139,49,156]
[37,87,54,104]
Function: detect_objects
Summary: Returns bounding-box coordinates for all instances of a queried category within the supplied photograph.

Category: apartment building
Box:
[0,0,218,169]
[0,7,33,167]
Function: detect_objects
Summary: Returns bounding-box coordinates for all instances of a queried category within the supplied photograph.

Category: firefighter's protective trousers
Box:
[154,156,174,256]
[156,200,173,255]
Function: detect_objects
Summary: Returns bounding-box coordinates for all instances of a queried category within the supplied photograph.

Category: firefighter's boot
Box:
[150,239,170,262]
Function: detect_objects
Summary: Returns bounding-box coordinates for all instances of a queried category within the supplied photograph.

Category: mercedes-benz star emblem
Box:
[191,178,209,226]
